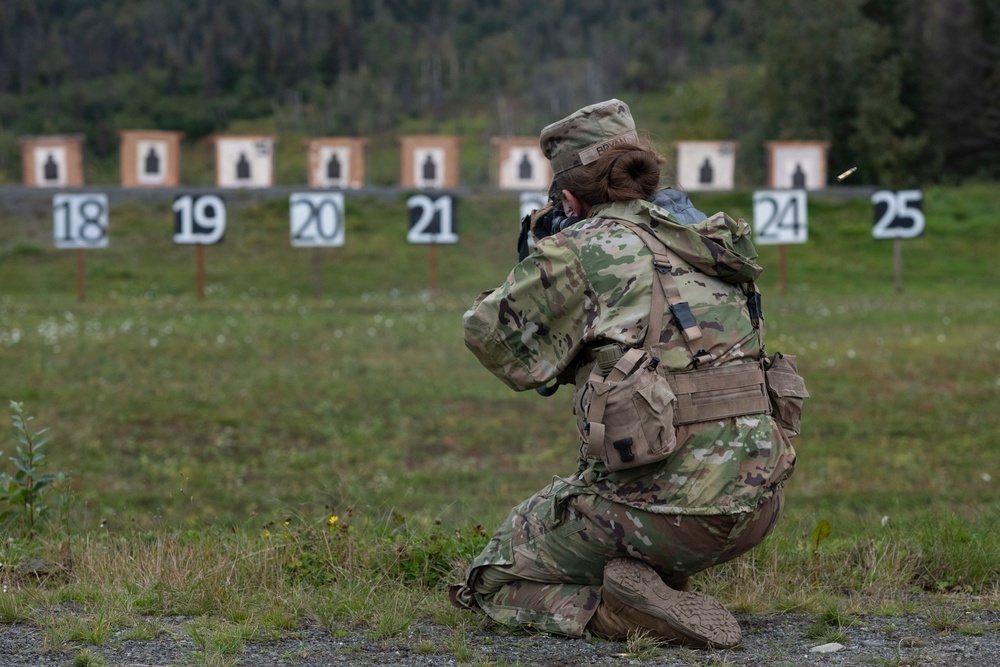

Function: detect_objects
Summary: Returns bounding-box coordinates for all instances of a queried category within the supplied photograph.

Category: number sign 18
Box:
[752,190,808,245]
[54,194,109,249]
[871,190,924,239]
[290,192,345,247]
[407,194,458,244]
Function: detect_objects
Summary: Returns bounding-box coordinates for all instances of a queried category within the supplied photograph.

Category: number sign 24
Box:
[752,190,807,245]
[871,190,924,239]
[54,194,109,249]
[173,194,226,245]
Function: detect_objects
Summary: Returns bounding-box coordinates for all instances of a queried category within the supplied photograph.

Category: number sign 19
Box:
[54,194,109,249]
[290,192,345,247]
[173,194,226,245]
[752,190,808,245]
[407,194,457,244]
[871,190,924,239]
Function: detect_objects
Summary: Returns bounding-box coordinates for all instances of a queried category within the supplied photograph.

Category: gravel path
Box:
[2,605,997,666]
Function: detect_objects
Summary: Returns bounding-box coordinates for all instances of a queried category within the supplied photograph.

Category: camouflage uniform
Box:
[452,102,796,638]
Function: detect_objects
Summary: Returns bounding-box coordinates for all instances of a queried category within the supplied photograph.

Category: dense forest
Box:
[0,0,998,186]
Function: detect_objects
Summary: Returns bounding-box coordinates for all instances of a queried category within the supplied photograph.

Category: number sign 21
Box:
[871,190,924,239]
[173,194,226,245]
[407,194,457,244]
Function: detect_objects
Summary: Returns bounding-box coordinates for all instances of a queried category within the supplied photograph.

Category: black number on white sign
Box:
[752,190,808,245]
[290,193,345,247]
[53,194,109,249]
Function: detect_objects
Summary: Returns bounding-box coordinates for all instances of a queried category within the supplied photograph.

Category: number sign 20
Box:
[871,190,924,239]
[54,194,109,249]
[519,191,548,220]
[407,194,457,244]
[752,190,808,245]
[290,192,345,247]
[173,194,226,245]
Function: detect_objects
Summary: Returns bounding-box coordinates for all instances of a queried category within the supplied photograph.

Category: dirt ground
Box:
[2,600,998,666]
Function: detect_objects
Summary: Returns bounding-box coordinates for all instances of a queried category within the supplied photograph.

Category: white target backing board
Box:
[34,146,68,187]
[399,136,459,188]
[120,130,182,187]
[21,135,85,187]
[136,139,169,185]
[675,141,737,191]
[215,136,274,188]
[413,147,445,189]
[753,190,808,245]
[314,145,351,188]
[494,138,551,190]
[306,137,367,189]
[767,142,829,190]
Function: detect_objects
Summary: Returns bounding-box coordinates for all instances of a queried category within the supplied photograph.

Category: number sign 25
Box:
[54,194,109,249]
[752,190,808,245]
[407,194,457,244]
[173,194,226,245]
[290,193,345,247]
[871,190,924,239]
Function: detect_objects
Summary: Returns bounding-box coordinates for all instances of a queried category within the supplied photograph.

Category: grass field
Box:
[1,184,999,661]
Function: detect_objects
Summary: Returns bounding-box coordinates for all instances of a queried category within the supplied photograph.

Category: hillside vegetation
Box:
[1,0,999,187]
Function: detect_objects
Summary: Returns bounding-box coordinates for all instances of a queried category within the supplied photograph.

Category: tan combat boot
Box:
[590,558,742,649]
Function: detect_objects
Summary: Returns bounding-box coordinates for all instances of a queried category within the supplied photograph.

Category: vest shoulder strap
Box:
[613,219,712,367]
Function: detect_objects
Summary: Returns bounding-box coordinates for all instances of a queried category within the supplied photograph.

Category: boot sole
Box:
[603,558,742,649]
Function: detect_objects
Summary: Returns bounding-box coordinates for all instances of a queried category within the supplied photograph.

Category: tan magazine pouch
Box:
[583,348,678,471]
[764,352,809,439]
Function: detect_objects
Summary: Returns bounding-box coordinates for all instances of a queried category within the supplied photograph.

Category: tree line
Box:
[0,0,997,186]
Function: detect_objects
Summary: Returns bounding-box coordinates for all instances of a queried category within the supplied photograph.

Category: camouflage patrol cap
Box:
[539,99,639,175]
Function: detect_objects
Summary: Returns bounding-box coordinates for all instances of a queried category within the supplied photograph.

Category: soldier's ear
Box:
[562,190,590,218]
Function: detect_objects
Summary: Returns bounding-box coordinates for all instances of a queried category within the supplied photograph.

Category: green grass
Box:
[0,184,999,641]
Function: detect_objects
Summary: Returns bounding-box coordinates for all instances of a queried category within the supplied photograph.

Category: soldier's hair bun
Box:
[558,141,665,206]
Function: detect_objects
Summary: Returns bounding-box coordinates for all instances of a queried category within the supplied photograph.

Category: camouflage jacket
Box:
[464,199,795,514]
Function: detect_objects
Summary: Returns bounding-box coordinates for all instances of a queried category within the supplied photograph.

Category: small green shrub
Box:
[1,401,69,540]
[386,519,490,589]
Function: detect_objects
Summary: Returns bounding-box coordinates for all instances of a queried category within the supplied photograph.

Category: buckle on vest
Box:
[612,437,635,463]
[652,259,671,274]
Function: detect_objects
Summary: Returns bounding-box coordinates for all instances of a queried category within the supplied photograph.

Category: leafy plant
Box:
[1,401,67,540]
[387,520,490,589]
[811,519,831,557]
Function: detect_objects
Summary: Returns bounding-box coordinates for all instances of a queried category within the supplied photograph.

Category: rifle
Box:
[515,196,582,396]
[516,198,581,261]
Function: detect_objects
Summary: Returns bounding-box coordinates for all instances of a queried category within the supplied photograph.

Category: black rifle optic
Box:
[516,200,581,262]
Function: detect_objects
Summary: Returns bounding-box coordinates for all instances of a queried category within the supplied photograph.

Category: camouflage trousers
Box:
[451,475,783,638]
